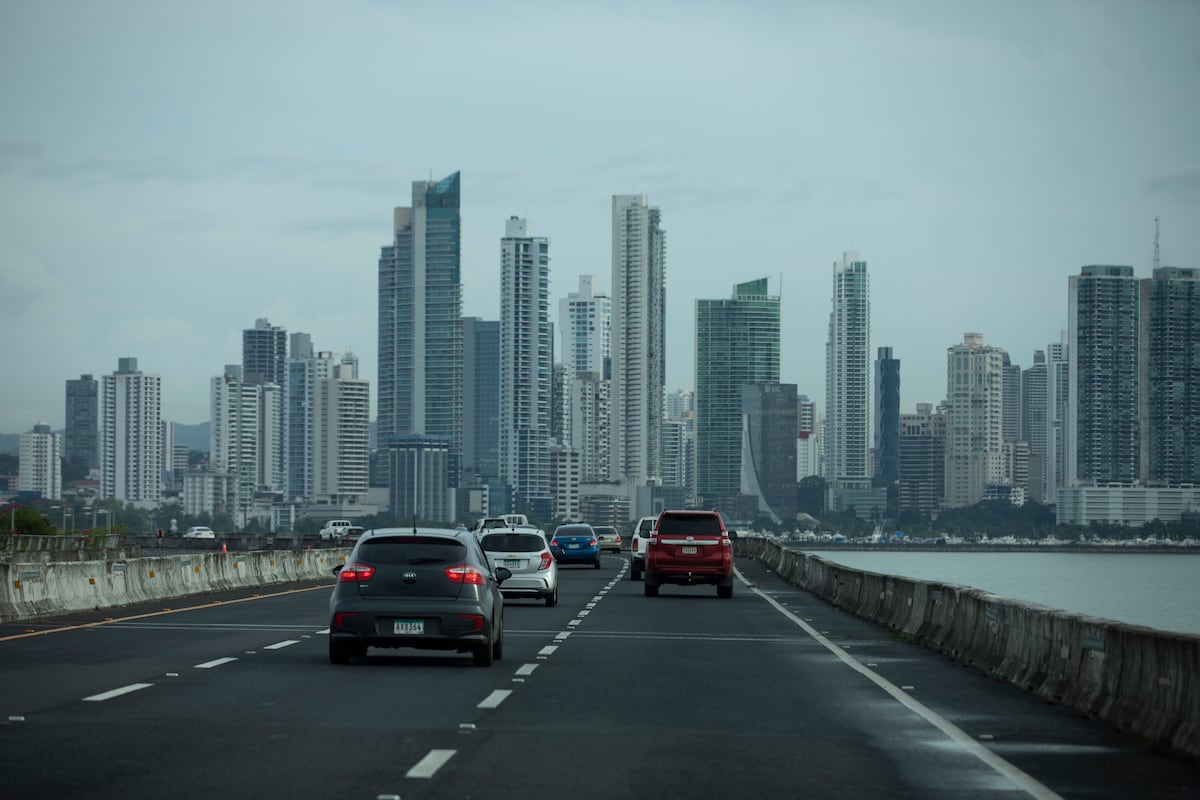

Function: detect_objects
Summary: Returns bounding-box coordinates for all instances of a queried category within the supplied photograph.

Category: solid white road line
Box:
[194,657,237,669]
[737,566,1064,800]
[263,640,299,650]
[477,689,512,709]
[406,749,456,779]
[83,683,153,702]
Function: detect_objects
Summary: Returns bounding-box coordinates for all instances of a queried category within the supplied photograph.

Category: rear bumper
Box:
[645,566,732,586]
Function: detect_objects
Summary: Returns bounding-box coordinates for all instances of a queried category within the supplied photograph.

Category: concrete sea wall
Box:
[0,549,348,623]
[736,537,1200,761]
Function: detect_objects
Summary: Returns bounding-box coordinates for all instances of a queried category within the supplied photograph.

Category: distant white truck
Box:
[628,515,658,581]
[319,519,354,542]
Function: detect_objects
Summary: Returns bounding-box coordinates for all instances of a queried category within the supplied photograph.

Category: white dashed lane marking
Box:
[263,640,300,650]
[515,663,539,676]
[477,690,512,709]
[406,749,456,779]
[194,657,237,669]
[83,683,153,702]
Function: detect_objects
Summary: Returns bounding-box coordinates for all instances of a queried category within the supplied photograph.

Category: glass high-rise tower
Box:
[695,278,781,503]
[378,172,463,485]
[825,253,871,487]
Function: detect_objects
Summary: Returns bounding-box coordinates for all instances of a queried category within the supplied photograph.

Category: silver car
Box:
[593,525,622,553]
[479,527,559,607]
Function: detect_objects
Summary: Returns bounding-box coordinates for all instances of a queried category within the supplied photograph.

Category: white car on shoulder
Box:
[319,520,354,541]
[183,526,215,539]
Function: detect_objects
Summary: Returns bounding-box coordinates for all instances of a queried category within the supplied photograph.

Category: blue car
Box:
[551,523,602,569]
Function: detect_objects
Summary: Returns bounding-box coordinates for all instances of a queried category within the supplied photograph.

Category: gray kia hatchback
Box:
[328,528,511,666]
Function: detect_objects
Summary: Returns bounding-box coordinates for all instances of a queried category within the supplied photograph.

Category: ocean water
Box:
[799,550,1200,636]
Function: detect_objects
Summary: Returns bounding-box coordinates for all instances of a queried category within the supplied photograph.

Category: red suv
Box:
[643,510,735,598]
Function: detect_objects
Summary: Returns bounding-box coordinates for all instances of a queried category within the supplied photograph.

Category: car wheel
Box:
[644,581,659,597]
[593,557,601,569]
[329,640,351,665]
[473,640,494,667]
[718,583,733,599]
[545,586,558,607]
[630,563,641,581]
[492,620,504,661]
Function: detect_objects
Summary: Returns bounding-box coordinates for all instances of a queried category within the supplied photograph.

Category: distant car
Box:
[319,520,353,541]
[593,525,622,554]
[341,526,366,545]
[327,527,511,666]
[479,528,558,606]
[628,515,658,581]
[183,526,215,539]
[550,523,601,569]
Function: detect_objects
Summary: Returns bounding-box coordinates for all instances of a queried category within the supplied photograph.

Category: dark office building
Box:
[874,347,900,481]
[65,374,98,474]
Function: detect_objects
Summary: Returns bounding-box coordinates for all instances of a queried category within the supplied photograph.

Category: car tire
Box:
[545,587,558,607]
[717,583,733,599]
[492,621,504,661]
[593,557,601,569]
[329,640,351,665]
[474,624,496,667]
[644,581,659,597]
[630,563,641,581]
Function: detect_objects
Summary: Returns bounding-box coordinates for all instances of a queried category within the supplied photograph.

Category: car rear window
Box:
[594,527,617,536]
[555,525,592,537]
[657,514,723,536]
[480,533,546,553]
[358,536,466,565]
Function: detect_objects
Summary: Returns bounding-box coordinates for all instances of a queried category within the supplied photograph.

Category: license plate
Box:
[567,543,580,549]
[503,559,522,568]
[394,619,424,635]
[682,546,698,555]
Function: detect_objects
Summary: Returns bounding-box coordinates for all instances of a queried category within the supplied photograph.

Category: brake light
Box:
[588,538,597,547]
[445,565,487,585]
[332,612,359,628]
[550,539,560,548]
[539,551,552,570]
[338,563,375,582]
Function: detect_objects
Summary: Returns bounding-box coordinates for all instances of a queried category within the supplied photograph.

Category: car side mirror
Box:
[727,530,738,540]
[550,545,565,560]
[495,566,512,584]
[332,564,343,576]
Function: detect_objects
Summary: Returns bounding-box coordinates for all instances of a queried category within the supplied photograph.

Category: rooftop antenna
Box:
[1153,215,1161,271]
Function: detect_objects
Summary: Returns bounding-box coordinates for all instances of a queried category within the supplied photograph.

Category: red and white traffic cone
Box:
[221,541,227,554]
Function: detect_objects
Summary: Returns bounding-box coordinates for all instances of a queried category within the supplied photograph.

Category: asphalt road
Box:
[1,552,1196,799]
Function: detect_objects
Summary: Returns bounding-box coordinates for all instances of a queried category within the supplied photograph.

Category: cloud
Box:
[1144,166,1200,205]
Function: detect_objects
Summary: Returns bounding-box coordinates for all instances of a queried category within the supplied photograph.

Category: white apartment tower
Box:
[211,365,261,518]
[944,333,1006,508]
[611,194,665,494]
[825,253,871,506]
[499,216,552,506]
[18,422,61,500]
[312,361,370,505]
[101,357,162,502]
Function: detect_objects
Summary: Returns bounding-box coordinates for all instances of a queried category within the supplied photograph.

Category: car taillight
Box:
[722,536,731,547]
[338,563,375,582]
[445,565,486,585]
[333,612,359,628]
[588,538,597,547]
[539,551,552,570]
[550,539,560,548]
[457,614,484,631]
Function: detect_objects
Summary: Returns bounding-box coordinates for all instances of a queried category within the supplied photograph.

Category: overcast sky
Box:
[2,0,1198,435]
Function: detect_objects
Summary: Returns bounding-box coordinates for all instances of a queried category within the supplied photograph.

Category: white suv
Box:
[319,520,354,542]
[628,515,658,581]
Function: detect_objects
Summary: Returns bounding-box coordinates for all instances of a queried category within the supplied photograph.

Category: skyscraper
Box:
[285,334,336,500]
[1068,265,1140,484]
[18,422,61,500]
[611,194,665,494]
[312,361,370,506]
[695,278,781,504]
[64,374,98,476]
[874,346,900,482]
[740,382,798,523]
[499,217,551,507]
[1140,267,1200,485]
[462,317,500,482]
[825,252,871,510]
[1022,350,1048,502]
[211,365,260,519]
[1045,332,1069,504]
[378,172,464,486]
[944,333,1005,508]
[101,357,162,502]
[243,318,287,387]
[898,403,945,516]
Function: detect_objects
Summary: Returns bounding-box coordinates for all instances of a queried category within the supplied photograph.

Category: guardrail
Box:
[735,536,1200,761]
[0,548,349,623]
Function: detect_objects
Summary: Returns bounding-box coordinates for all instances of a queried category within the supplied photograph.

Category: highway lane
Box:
[1,552,1196,799]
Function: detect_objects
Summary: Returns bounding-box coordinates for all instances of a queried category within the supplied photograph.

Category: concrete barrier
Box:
[736,536,1200,761]
[0,549,349,623]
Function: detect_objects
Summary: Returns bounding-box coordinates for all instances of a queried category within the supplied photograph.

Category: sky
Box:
[2,0,1198,434]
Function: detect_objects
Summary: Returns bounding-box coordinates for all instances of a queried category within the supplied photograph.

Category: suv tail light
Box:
[445,565,487,585]
[539,551,553,570]
[338,563,375,582]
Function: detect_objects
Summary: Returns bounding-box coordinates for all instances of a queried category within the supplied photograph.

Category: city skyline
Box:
[3,2,1198,433]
